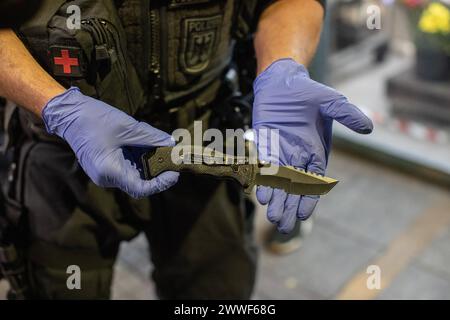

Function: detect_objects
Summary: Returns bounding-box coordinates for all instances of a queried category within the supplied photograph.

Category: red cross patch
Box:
[49,46,84,78]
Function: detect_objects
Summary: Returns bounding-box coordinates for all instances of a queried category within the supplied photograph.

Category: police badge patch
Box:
[180,15,222,74]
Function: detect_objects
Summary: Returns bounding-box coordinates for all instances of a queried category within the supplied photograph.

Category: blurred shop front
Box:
[323,0,450,186]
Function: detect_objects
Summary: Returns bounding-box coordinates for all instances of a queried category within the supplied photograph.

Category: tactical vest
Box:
[16,0,263,118]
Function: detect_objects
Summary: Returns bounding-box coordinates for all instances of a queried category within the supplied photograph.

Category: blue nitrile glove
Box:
[42,87,179,198]
[253,58,373,233]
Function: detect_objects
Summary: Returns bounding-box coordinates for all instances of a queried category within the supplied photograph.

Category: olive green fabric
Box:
[118,0,237,105]
[7,0,270,300]
[12,140,255,299]
[146,174,257,299]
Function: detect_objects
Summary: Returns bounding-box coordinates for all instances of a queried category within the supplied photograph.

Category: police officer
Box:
[0,0,372,299]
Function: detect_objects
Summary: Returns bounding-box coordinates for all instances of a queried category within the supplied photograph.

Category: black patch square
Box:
[48,45,84,78]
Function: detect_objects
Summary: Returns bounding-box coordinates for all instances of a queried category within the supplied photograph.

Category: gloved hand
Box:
[42,87,179,198]
[253,58,373,233]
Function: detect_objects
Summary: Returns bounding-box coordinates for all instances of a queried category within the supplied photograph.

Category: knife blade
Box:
[141,146,338,196]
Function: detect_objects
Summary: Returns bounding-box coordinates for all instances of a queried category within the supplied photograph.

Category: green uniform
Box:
[19,139,256,299]
[2,0,274,299]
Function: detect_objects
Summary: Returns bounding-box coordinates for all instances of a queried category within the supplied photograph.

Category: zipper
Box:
[149,9,160,75]
[149,8,162,100]
[81,19,102,44]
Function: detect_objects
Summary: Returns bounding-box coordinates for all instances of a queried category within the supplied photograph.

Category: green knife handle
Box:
[141,147,255,192]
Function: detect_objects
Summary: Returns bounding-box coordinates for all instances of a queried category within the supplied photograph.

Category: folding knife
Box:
[141,146,338,196]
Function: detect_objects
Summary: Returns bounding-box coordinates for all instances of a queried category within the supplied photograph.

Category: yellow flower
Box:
[419,2,450,34]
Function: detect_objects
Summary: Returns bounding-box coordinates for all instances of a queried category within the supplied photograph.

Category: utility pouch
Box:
[17,0,145,116]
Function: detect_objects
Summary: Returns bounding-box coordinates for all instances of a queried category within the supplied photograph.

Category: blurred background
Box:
[1,0,450,299]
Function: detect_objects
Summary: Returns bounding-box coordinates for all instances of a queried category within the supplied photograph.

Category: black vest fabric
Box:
[17,0,268,115]
[118,0,236,105]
